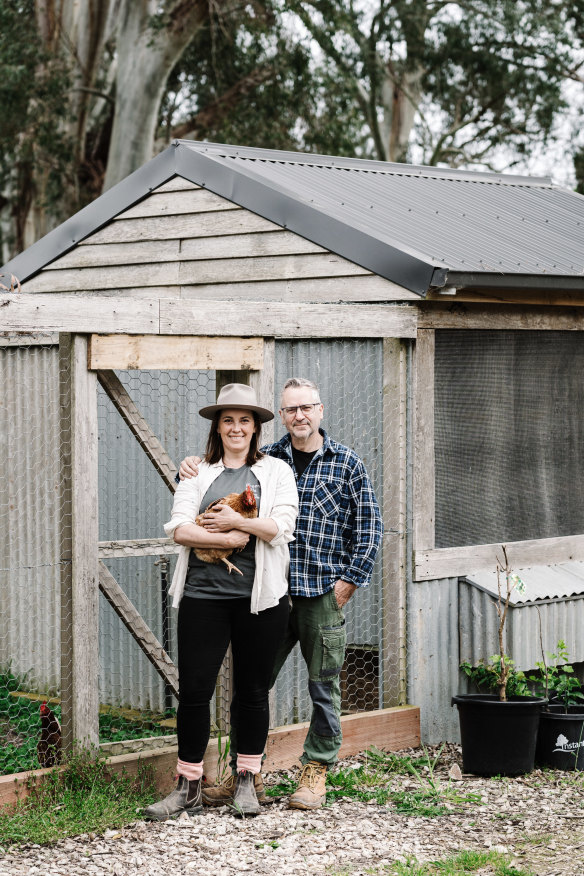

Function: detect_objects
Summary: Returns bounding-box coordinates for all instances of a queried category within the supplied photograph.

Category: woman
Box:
[145,384,298,821]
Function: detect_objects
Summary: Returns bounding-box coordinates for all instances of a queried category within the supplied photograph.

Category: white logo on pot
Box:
[553,733,584,753]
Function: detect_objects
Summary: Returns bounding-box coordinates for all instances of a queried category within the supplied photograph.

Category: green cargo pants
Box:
[228,588,347,770]
[271,588,346,766]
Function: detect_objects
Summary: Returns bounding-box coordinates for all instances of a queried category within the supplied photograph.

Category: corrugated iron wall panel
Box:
[0,343,61,693]
[407,578,461,744]
[459,579,584,671]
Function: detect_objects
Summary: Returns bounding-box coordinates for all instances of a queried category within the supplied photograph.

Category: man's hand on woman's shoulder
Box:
[179,455,202,480]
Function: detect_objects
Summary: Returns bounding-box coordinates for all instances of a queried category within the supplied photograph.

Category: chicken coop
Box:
[2,140,584,791]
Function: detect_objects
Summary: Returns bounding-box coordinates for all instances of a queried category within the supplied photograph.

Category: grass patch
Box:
[0,668,175,775]
[324,747,481,817]
[390,849,534,875]
[267,747,481,818]
[265,775,297,798]
[0,752,156,846]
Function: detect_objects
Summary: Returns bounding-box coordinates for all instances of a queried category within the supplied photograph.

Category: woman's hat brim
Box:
[198,403,274,423]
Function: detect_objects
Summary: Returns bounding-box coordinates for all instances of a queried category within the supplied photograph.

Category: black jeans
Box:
[176,594,289,763]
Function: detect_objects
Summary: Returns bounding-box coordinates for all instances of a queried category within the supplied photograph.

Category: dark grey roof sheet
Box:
[3,140,584,296]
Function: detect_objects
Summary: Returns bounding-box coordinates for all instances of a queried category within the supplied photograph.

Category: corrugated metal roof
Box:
[3,139,584,296]
[463,562,584,605]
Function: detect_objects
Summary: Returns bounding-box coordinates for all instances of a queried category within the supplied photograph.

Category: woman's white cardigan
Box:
[164,456,298,613]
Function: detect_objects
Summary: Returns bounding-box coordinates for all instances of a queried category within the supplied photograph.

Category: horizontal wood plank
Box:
[99,538,181,558]
[89,335,263,370]
[85,210,281,244]
[419,303,584,330]
[179,232,326,260]
[179,275,418,302]
[2,294,419,336]
[177,253,370,285]
[0,294,158,333]
[25,252,369,292]
[51,240,180,269]
[24,262,180,292]
[414,533,584,580]
[161,299,418,338]
[119,188,239,219]
[54,232,325,270]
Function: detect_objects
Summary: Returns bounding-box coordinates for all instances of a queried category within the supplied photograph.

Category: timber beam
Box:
[0,294,418,338]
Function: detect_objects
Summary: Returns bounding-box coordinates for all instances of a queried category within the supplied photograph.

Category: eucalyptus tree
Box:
[286,0,584,167]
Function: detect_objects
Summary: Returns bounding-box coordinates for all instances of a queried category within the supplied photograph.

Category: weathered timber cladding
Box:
[21,179,413,303]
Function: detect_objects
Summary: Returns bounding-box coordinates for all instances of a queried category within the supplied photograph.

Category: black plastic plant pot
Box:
[535,705,584,771]
[451,694,547,776]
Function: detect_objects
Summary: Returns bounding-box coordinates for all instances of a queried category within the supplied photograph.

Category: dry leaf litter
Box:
[2,744,584,876]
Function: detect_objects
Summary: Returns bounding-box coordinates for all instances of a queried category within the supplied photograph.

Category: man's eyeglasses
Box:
[281,403,321,416]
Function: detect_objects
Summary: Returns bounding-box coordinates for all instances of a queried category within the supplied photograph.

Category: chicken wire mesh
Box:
[0,334,401,776]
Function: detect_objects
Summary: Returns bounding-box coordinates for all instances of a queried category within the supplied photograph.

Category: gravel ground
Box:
[2,745,584,876]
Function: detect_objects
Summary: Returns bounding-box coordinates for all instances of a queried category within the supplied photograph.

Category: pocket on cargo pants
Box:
[319,625,346,680]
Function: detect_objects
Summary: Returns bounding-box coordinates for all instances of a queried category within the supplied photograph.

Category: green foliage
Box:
[391,849,535,874]
[0,669,175,776]
[161,2,316,153]
[282,0,584,169]
[460,656,530,698]
[0,0,72,251]
[215,729,231,784]
[0,752,156,846]
[528,640,584,710]
[265,774,297,797]
[298,746,482,818]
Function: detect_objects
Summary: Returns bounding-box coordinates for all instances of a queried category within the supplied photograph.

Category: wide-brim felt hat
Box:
[198,383,274,422]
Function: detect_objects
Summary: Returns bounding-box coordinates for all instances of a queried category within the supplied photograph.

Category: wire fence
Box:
[0,335,396,776]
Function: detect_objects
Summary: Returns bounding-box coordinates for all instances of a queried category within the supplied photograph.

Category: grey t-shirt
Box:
[184,465,261,599]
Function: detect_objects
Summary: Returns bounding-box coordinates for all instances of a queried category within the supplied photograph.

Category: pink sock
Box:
[237,753,262,774]
[176,759,204,781]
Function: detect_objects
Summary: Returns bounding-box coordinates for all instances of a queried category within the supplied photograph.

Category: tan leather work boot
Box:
[288,761,328,810]
[202,772,267,807]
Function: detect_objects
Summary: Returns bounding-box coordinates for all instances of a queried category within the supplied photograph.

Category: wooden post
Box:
[382,339,408,706]
[413,330,435,552]
[59,334,99,753]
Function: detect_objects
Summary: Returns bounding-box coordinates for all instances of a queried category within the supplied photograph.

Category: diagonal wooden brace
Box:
[97,369,178,492]
[99,561,179,699]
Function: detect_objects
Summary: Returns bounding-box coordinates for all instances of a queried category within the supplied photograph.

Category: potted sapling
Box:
[530,640,584,770]
[452,546,547,776]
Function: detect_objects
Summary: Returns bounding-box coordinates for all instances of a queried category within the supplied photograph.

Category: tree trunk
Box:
[103,0,209,191]
[381,66,424,164]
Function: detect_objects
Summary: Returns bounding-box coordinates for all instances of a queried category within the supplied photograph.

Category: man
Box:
[179,377,382,809]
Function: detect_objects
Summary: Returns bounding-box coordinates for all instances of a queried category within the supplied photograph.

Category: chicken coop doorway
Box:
[93,333,270,758]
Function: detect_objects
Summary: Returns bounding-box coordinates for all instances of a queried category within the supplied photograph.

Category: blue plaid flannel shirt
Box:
[262,429,383,598]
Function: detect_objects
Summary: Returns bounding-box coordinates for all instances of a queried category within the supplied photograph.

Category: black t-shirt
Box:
[291,446,318,480]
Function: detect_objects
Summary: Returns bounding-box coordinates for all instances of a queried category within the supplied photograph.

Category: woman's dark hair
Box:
[204,410,265,466]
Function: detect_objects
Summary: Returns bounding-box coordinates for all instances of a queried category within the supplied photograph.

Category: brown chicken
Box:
[193,483,258,574]
[37,701,62,768]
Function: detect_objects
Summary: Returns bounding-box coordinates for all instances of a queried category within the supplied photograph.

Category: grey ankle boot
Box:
[144,775,202,821]
[232,770,261,817]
